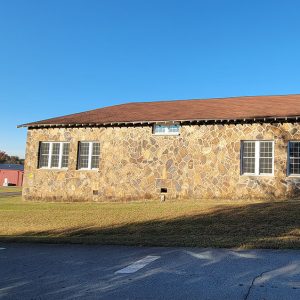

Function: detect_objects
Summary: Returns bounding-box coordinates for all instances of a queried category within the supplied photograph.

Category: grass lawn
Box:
[0,195,299,249]
[0,186,22,193]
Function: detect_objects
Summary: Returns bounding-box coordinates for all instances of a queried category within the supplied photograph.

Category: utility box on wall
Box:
[0,164,24,186]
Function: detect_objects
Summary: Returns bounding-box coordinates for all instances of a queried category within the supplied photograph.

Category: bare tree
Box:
[0,151,24,165]
[0,151,8,163]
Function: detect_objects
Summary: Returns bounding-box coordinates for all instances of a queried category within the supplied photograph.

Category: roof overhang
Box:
[17,115,300,129]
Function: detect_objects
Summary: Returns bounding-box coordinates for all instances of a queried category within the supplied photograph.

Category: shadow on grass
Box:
[0,192,22,198]
[1,201,300,249]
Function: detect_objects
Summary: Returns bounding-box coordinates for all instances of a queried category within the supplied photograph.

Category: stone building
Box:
[19,94,300,202]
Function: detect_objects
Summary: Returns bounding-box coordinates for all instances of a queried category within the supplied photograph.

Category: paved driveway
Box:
[0,243,299,299]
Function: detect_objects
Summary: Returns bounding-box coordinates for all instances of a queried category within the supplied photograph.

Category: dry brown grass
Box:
[0,195,299,249]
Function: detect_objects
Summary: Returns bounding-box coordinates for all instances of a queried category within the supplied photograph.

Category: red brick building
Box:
[0,164,24,186]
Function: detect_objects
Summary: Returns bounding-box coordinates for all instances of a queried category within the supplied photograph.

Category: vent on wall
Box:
[160,188,167,193]
[92,190,99,195]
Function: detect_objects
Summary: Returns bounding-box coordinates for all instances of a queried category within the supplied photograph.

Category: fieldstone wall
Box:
[23,122,300,202]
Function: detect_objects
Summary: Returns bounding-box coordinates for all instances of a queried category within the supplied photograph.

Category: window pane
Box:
[91,142,100,169]
[50,143,60,168]
[289,142,300,158]
[154,124,180,134]
[289,142,300,175]
[290,158,300,175]
[243,157,255,174]
[40,142,50,155]
[62,143,69,155]
[242,141,255,173]
[243,141,255,157]
[92,143,100,155]
[39,142,50,168]
[259,157,273,174]
[91,155,100,169]
[78,142,89,169]
[169,125,180,133]
[61,143,70,168]
[52,143,60,155]
[80,142,90,155]
[154,125,165,133]
[259,141,273,174]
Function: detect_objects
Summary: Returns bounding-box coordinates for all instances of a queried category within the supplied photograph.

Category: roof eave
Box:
[17,115,300,129]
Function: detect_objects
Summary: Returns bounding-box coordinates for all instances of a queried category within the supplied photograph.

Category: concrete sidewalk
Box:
[0,243,299,299]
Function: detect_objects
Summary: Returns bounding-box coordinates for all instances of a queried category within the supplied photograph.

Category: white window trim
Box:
[241,140,274,176]
[39,142,69,170]
[77,141,100,170]
[153,124,180,136]
[287,141,300,177]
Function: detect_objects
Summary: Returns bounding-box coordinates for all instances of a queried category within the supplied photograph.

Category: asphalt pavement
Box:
[0,243,299,299]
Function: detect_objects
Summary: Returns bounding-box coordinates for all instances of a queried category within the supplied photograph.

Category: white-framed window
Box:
[153,124,180,135]
[288,141,300,176]
[241,141,274,176]
[38,142,70,169]
[77,142,100,170]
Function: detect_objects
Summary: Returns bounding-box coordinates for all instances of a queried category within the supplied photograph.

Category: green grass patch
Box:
[0,195,299,249]
[0,186,22,193]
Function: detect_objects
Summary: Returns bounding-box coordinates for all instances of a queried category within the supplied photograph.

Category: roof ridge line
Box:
[123,93,300,105]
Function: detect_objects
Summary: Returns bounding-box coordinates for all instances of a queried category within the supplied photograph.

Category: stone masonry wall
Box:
[22,122,300,202]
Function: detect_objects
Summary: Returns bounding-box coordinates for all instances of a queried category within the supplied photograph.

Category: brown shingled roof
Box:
[19,94,300,128]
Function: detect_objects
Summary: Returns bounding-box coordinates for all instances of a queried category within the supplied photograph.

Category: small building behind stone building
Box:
[0,164,24,186]
[18,94,300,202]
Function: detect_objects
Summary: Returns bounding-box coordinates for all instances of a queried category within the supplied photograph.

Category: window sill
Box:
[76,169,99,171]
[38,168,68,171]
[241,174,274,177]
[153,133,180,136]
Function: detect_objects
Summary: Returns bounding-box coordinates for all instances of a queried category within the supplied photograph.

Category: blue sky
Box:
[1,0,300,158]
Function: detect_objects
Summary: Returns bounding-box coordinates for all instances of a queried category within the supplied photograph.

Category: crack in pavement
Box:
[244,268,275,300]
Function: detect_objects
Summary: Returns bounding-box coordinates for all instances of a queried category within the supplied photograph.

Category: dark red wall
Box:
[0,170,24,186]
